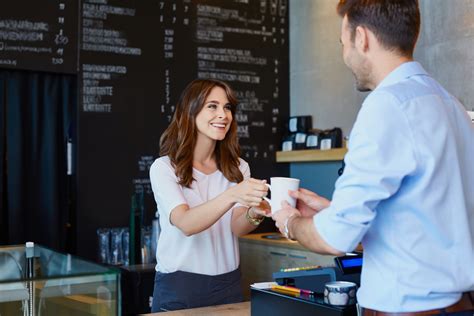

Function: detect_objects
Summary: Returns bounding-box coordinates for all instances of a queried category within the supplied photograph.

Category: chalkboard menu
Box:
[0,0,78,73]
[1,0,289,261]
[76,0,289,260]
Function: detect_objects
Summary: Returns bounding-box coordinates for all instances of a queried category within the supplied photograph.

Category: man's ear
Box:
[354,25,369,54]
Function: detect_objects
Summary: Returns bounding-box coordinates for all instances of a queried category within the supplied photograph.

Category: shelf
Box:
[276,148,347,162]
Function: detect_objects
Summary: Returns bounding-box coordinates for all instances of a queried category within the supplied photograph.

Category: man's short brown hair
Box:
[337,0,420,57]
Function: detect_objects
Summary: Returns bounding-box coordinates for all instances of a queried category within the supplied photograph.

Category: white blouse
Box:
[149,156,250,275]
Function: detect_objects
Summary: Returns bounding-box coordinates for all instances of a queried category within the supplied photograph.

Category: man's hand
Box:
[271,201,301,237]
[272,200,342,255]
[289,188,330,217]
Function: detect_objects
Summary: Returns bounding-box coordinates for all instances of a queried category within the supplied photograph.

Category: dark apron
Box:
[151,267,243,312]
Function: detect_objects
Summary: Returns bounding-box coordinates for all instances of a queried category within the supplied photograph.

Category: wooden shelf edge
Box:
[276,148,347,162]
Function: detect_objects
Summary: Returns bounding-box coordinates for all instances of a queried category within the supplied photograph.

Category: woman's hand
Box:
[250,199,271,217]
[288,188,330,217]
[228,178,268,207]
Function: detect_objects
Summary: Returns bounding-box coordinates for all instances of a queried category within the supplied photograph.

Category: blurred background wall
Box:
[289,0,474,198]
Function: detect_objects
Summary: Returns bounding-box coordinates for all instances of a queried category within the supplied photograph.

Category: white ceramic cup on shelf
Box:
[263,177,300,214]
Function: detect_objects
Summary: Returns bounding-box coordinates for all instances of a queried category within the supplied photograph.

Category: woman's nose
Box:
[217,107,226,118]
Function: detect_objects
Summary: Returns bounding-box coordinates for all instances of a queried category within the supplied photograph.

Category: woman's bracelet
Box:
[246,207,264,226]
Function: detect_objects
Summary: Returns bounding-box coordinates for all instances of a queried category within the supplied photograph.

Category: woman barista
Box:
[149,79,269,312]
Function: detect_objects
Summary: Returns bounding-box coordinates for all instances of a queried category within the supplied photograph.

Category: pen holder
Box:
[323,281,357,306]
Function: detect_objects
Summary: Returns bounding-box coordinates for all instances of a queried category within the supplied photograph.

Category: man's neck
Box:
[372,53,413,88]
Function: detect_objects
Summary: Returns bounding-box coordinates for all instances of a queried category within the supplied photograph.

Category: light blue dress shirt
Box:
[314,61,474,312]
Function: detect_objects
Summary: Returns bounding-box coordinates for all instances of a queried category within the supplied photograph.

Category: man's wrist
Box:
[284,213,298,240]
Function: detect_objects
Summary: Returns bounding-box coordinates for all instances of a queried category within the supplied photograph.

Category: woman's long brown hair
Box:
[159,79,243,187]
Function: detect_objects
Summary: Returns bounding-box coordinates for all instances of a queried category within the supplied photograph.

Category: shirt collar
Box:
[375,61,429,90]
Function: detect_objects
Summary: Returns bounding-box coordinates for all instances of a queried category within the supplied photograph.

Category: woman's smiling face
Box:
[195,86,233,142]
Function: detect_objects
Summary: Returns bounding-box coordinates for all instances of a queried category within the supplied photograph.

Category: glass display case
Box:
[0,243,120,315]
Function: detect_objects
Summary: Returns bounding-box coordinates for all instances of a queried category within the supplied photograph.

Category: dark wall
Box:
[0,0,290,261]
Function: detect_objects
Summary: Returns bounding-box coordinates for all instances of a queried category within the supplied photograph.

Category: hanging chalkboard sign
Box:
[0,0,78,73]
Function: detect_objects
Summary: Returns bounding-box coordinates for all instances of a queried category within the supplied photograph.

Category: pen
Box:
[280,265,321,272]
[271,285,299,296]
[271,285,315,296]
[299,288,315,295]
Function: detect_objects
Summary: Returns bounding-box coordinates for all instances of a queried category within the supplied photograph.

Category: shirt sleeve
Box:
[149,158,188,223]
[314,90,418,252]
[239,158,251,180]
[234,159,251,210]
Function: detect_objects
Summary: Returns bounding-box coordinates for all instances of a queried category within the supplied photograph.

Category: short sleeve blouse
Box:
[149,156,250,275]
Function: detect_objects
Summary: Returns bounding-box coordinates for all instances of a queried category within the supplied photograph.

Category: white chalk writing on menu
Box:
[82,2,141,55]
[82,63,126,112]
[133,155,154,195]
[78,0,287,161]
[193,1,288,160]
[0,0,77,73]
[80,0,140,113]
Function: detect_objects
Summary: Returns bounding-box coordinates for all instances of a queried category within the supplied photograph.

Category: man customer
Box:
[272,0,474,314]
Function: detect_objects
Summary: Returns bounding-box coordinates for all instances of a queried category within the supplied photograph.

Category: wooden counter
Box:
[141,301,250,315]
[238,233,336,300]
[240,233,363,252]
[240,232,307,251]
[238,233,363,299]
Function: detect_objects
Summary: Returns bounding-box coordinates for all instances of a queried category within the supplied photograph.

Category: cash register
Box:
[250,252,362,316]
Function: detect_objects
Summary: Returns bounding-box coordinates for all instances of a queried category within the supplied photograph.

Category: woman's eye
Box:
[207,103,217,109]
[224,104,232,111]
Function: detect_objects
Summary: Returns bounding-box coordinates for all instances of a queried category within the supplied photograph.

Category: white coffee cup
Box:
[263,177,300,214]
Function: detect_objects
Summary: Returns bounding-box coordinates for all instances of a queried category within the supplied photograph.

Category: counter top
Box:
[141,301,249,316]
[239,233,363,252]
[239,233,304,250]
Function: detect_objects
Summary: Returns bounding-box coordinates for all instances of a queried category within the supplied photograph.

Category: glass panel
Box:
[0,244,120,315]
